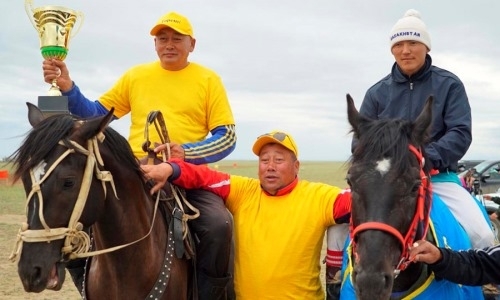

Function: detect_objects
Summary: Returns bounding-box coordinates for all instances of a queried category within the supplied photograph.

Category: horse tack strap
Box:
[352,222,406,248]
[80,225,177,300]
[145,223,176,300]
[172,207,186,259]
[143,110,172,165]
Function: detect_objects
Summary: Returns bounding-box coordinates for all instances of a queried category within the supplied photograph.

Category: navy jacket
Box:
[355,55,472,172]
[431,245,500,285]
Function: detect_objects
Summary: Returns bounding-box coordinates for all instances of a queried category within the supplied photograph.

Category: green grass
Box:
[0,160,348,299]
[210,160,349,187]
[0,185,25,215]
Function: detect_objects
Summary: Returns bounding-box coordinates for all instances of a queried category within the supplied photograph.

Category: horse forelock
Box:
[11,114,76,182]
[351,119,415,176]
[9,113,145,185]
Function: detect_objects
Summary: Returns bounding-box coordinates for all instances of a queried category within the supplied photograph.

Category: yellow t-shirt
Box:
[226,176,340,300]
[98,61,234,158]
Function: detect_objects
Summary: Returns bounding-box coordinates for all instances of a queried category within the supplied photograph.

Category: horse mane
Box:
[350,118,418,176]
[10,114,145,185]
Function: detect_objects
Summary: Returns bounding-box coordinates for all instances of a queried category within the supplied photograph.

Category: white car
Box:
[478,190,500,242]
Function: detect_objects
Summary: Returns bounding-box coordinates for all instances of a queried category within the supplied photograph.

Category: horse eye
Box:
[63,177,75,189]
[411,180,421,193]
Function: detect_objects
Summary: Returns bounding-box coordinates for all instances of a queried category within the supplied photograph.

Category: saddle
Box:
[140,110,199,261]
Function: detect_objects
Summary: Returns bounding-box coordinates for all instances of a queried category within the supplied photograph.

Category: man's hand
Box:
[409,240,443,264]
[154,143,185,160]
[141,163,174,194]
[42,59,73,92]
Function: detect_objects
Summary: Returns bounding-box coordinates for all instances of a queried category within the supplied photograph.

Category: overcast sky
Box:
[1,0,499,162]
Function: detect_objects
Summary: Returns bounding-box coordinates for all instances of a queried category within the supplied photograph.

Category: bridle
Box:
[351,144,432,275]
[9,132,161,262]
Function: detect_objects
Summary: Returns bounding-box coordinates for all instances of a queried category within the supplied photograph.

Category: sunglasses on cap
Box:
[259,132,297,155]
[258,131,286,141]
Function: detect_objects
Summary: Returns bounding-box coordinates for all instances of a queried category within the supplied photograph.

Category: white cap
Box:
[389,9,431,50]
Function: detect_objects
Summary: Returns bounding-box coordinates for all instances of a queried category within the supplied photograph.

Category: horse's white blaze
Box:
[376,158,391,175]
[33,161,47,183]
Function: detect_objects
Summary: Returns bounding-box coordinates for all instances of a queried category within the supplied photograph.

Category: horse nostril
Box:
[31,266,42,281]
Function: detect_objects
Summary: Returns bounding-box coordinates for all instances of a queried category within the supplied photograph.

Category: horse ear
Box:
[27,102,45,127]
[412,96,434,146]
[347,94,360,134]
[347,94,371,138]
[80,108,116,139]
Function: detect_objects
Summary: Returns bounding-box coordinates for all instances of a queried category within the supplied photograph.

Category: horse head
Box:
[346,94,433,300]
[10,103,117,292]
[10,104,190,299]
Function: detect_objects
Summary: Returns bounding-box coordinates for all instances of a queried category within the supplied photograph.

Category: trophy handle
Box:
[24,0,38,31]
[70,11,85,39]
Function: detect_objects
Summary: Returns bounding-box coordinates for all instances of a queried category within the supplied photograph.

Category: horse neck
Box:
[92,165,167,254]
[86,163,173,298]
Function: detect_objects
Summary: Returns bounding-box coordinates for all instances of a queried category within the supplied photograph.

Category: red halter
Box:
[351,144,432,273]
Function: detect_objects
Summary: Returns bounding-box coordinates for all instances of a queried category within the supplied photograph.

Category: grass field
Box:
[0,160,348,299]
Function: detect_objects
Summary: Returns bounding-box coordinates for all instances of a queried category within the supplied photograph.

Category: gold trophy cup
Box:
[25,0,83,115]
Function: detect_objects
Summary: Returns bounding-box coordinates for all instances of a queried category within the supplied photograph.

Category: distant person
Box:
[142,130,352,300]
[460,168,475,193]
[42,11,236,299]
[325,9,495,299]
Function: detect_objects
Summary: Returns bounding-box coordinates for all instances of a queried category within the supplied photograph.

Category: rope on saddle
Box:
[142,110,199,260]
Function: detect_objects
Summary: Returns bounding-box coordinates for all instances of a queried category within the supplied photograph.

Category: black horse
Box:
[340,94,483,300]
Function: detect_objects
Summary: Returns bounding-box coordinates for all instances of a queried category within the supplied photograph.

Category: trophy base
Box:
[38,95,69,117]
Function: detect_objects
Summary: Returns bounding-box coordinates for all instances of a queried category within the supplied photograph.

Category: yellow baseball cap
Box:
[252,131,299,157]
[150,11,194,37]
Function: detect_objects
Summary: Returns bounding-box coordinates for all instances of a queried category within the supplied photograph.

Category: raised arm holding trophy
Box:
[25,0,83,116]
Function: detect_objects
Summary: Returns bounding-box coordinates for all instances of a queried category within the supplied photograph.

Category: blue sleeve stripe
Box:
[183,125,236,164]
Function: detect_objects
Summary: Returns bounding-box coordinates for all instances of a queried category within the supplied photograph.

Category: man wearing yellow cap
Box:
[42,11,236,299]
[142,130,352,300]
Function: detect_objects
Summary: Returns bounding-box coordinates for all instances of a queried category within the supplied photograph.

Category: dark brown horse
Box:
[9,104,191,299]
[340,94,483,300]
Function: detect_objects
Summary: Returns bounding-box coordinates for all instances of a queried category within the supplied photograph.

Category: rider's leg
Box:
[325,224,349,300]
[187,189,233,300]
[432,181,495,248]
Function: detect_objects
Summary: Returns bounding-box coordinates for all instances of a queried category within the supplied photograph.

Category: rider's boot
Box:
[66,258,86,294]
[326,266,342,300]
[198,271,232,300]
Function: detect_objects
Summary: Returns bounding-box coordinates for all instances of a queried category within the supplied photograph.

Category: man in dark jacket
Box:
[325,9,495,299]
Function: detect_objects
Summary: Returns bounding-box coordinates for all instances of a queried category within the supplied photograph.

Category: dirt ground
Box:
[0,214,328,299]
[0,215,81,300]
